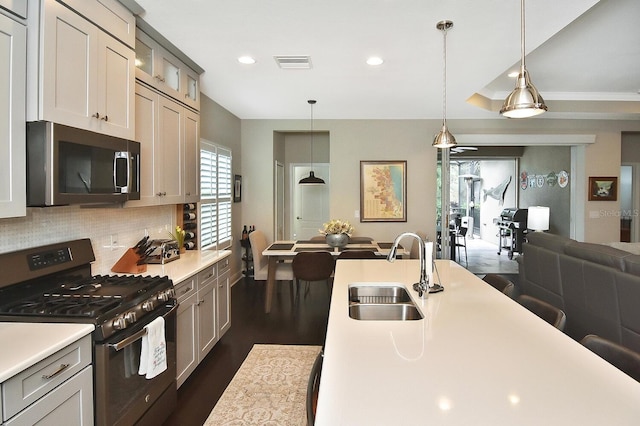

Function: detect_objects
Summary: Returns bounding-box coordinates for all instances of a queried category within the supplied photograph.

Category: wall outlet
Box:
[354,210,360,218]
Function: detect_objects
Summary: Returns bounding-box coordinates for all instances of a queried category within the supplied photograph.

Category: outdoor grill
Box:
[494,208,528,259]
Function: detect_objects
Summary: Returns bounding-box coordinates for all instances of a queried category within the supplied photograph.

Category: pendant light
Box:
[500,0,547,118]
[299,100,325,185]
[433,20,456,149]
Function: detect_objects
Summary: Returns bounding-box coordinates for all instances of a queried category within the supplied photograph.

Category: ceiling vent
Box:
[274,55,312,69]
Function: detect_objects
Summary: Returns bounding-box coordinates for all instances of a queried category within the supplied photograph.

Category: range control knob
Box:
[157,291,169,302]
[112,316,127,330]
[142,300,155,312]
[124,311,137,324]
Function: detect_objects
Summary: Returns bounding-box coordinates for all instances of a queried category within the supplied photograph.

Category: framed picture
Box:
[233,174,242,202]
[360,160,407,222]
[588,176,617,201]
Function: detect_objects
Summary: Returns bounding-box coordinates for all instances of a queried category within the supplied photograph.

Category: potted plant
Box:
[319,219,354,248]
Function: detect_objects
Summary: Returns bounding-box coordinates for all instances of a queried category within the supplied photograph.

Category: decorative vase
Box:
[180,246,186,254]
[326,233,349,248]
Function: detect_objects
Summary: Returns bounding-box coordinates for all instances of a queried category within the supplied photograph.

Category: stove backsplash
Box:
[0,205,176,274]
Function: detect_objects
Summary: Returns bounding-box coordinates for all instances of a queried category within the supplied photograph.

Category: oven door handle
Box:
[109,305,177,352]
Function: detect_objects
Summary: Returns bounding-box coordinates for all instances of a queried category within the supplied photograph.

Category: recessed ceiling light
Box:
[366,56,384,66]
[238,56,256,65]
[507,71,519,78]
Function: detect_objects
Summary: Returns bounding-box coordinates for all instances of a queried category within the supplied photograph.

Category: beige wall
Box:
[241,117,640,245]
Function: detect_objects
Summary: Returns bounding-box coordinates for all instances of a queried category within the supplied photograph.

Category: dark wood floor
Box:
[162,278,331,426]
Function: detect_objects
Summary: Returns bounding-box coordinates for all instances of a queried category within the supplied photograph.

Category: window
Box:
[200,139,232,250]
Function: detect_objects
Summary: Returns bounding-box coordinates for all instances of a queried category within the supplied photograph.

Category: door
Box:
[292,164,330,240]
[275,161,285,240]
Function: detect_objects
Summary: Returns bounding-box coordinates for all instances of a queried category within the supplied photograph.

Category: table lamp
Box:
[528,206,550,232]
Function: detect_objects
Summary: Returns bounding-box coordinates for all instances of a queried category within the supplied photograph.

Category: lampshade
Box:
[299,99,325,185]
[433,20,456,149]
[500,0,547,119]
[527,206,549,231]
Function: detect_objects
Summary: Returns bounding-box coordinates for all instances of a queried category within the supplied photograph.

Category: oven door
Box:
[94,303,177,426]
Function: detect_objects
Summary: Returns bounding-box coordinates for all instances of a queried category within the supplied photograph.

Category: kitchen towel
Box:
[138,316,167,379]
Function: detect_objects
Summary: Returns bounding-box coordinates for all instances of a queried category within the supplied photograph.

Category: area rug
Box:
[204,344,322,426]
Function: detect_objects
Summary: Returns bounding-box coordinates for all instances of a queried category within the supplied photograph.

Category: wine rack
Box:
[177,203,198,250]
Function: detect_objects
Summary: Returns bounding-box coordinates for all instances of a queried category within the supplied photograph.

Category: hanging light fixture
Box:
[500,0,547,118]
[433,20,456,149]
[299,99,325,185]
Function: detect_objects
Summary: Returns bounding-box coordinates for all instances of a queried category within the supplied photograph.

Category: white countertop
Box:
[0,323,94,382]
[143,249,231,284]
[316,259,640,425]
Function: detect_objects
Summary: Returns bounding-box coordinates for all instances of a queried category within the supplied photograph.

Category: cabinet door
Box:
[197,282,218,360]
[217,270,231,337]
[176,291,198,389]
[0,13,25,218]
[181,66,200,110]
[4,366,93,426]
[96,32,134,139]
[183,108,200,203]
[128,83,158,207]
[157,95,184,204]
[41,0,97,130]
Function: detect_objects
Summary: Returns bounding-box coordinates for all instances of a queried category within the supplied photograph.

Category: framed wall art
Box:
[234,174,242,202]
[360,160,407,222]
[588,176,617,201]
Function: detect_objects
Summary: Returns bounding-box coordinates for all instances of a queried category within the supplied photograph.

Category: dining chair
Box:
[482,273,516,298]
[249,230,295,295]
[453,218,468,266]
[580,334,640,382]
[292,251,335,297]
[517,294,567,331]
[337,250,379,259]
[306,350,324,425]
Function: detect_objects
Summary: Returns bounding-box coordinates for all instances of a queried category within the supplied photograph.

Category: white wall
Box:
[241,117,640,244]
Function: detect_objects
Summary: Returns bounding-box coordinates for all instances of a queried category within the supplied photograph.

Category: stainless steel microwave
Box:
[27,122,141,206]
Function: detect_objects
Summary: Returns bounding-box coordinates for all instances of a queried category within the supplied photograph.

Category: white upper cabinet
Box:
[0,10,26,218]
[27,0,135,140]
[0,0,27,19]
[135,28,200,111]
[183,108,200,203]
[58,0,136,48]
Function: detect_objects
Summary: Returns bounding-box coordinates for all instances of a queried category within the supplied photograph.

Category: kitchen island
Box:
[316,259,640,425]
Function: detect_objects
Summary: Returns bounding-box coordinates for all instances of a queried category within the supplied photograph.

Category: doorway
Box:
[290,164,330,240]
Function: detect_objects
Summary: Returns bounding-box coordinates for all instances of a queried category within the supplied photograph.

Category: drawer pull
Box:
[42,363,70,380]
[181,287,192,294]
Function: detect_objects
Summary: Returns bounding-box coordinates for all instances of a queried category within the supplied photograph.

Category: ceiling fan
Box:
[450,146,478,154]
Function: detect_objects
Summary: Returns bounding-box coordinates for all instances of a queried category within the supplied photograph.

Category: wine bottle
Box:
[184,203,196,210]
[184,212,196,220]
[242,225,248,240]
[185,231,196,240]
[183,222,197,230]
[184,241,196,250]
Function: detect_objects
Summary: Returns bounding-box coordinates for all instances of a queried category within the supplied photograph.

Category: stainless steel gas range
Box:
[0,239,177,426]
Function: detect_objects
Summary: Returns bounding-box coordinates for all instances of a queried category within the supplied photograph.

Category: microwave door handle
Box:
[114,151,131,193]
[109,305,177,351]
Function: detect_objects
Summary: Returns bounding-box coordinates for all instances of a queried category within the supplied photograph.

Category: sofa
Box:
[517,232,640,352]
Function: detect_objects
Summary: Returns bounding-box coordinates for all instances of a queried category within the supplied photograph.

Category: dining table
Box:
[261,238,407,313]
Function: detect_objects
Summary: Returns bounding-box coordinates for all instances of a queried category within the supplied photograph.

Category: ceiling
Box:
[133,0,639,120]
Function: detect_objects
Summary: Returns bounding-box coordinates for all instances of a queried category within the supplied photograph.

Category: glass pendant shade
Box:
[299,99,325,185]
[500,0,547,118]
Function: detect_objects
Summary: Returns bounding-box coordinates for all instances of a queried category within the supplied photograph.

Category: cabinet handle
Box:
[155,75,166,82]
[218,284,223,288]
[101,115,109,122]
[181,287,192,294]
[92,112,100,119]
[42,363,70,380]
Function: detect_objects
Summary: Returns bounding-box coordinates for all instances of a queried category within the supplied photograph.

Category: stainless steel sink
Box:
[349,303,423,321]
[348,284,412,304]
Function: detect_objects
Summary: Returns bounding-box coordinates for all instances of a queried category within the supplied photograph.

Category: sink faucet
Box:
[387,232,429,298]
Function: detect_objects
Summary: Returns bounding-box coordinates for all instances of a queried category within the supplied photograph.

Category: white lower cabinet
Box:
[1,334,93,425]
[175,256,231,388]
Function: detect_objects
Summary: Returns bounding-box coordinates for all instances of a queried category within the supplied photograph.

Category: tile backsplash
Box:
[0,205,176,274]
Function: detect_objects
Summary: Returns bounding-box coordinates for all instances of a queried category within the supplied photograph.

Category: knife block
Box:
[111,248,147,274]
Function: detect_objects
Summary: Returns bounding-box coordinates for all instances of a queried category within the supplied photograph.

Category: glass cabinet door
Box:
[135,38,153,76]
[162,57,180,92]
